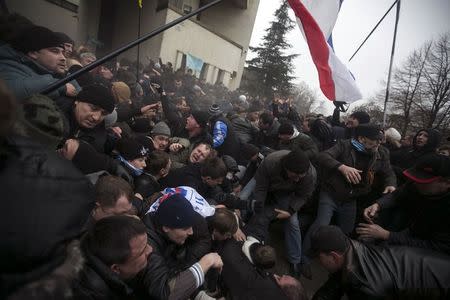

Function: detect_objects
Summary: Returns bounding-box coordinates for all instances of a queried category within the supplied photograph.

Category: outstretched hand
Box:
[356,223,390,240]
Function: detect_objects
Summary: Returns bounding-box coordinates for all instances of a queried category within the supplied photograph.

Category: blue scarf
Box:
[117,155,144,176]
[351,139,366,153]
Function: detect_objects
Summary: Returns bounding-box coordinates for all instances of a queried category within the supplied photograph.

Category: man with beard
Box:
[1,26,79,100]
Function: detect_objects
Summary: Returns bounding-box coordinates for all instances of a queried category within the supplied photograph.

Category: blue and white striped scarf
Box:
[117,155,144,176]
[351,138,366,153]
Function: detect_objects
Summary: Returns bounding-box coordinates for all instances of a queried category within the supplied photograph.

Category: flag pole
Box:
[349,0,399,62]
[39,0,222,95]
[136,5,142,79]
[382,0,401,127]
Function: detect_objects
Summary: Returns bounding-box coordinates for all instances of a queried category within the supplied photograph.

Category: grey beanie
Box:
[151,121,171,137]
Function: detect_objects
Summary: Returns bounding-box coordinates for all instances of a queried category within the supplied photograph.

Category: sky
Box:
[247,0,450,114]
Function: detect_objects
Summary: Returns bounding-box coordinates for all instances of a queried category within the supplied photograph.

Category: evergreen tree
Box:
[246,1,298,99]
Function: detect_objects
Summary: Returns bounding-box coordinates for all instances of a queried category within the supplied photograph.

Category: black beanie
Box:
[191,110,209,128]
[278,123,294,135]
[116,137,148,161]
[155,194,198,228]
[54,32,74,45]
[355,124,383,140]
[350,111,370,124]
[281,150,310,174]
[77,85,115,113]
[12,26,65,53]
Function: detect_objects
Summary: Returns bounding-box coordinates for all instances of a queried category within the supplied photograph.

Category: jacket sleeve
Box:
[253,160,270,204]
[72,140,120,175]
[318,140,345,171]
[116,103,141,122]
[3,72,65,100]
[378,148,397,188]
[160,94,182,125]
[376,184,408,210]
[170,137,190,149]
[387,228,450,253]
[139,252,202,300]
[289,166,317,213]
[185,215,212,264]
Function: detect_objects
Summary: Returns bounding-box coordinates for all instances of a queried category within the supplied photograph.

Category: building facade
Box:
[5,0,260,90]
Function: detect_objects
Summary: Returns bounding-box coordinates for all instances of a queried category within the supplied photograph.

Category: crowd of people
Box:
[1,17,450,300]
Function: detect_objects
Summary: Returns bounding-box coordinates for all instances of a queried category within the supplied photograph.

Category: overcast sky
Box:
[247,0,450,114]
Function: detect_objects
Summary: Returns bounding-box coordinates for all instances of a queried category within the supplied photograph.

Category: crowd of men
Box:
[1,17,450,300]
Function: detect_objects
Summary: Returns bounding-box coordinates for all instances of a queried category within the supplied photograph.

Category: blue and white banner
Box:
[147,186,216,217]
[186,53,204,77]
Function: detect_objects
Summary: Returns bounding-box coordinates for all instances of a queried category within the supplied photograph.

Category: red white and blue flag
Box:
[287,0,362,103]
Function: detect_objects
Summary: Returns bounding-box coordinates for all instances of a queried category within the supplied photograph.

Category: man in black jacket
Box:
[73,216,153,300]
[57,84,122,175]
[302,124,396,277]
[246,150,317,277]
[357,153,450,255]
[311,225,450,300]
[160,157,252,210]
[140,194,223,300]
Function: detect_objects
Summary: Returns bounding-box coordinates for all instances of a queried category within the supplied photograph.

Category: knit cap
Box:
[12,26,64,53]
[191,110,209,128]
[116,137,148,161]
[151,121,171,137]
[77,85,115,113]
[155,194,198,228]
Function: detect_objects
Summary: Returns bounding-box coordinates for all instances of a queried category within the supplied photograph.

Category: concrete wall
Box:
[5,0,79,42]
[108,0,167,65]
[77,0,101,46]
[159,9,242,86]
[199,0,260,89]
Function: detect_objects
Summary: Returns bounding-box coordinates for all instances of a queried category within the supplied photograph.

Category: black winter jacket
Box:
[229,114,259,145]
[218,239,288,300]
[318,139,396,201]
[72,237,137,300]
[377,183,450,255]
[137,214,211,300]
[0,136,95,297]
[254,150,317,214]
[313,240,450,300]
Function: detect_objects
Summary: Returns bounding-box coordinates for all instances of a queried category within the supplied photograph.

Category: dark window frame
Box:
[45,0,79,13]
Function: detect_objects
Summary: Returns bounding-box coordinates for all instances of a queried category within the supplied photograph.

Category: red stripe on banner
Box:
[287,0,336,101]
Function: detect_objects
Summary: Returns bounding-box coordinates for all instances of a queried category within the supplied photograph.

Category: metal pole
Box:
[40,0,222,95]
[136,6,142,79]
[382,0,401,127]
[349,0,398,62]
